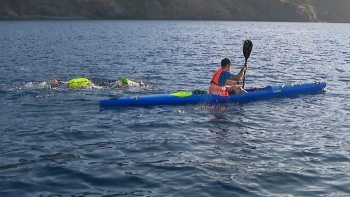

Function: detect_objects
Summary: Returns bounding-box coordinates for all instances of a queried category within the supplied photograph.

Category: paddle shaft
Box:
[242,59,247,89]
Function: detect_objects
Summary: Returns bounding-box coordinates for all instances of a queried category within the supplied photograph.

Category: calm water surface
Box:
[0,20,350,197]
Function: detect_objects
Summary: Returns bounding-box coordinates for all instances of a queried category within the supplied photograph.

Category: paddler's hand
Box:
[243,64,248,71]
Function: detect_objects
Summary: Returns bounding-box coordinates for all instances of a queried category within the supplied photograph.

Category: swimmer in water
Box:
[45,78,102,89]
[108,77,147,89]
[45,77,147,89]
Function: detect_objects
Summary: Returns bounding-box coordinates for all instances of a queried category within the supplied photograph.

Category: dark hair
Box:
[221,58,231,68]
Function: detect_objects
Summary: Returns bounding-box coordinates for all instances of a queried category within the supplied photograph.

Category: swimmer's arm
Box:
[89,81,103,89]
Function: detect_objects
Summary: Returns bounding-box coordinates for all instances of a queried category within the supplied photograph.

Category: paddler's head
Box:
[121,77,129,85]
[221,58,232,71]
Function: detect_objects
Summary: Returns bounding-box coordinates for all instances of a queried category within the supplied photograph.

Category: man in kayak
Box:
[209,58,248,96]
[108,77,147,89]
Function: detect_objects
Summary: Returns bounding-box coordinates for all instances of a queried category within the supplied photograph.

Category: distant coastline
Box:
[0,16,88,20]
[1,0,349,23]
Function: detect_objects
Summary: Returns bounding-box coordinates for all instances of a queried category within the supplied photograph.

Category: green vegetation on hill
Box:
[0,0,349,23]
[117,0,145,18]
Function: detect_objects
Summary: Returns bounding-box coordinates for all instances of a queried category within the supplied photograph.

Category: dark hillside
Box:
[0,0,349,23]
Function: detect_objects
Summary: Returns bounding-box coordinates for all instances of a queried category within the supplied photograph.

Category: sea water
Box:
[0,20,350,197]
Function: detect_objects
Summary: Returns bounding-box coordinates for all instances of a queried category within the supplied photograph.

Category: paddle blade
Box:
[243,40,253,60]
[242,40,253,89]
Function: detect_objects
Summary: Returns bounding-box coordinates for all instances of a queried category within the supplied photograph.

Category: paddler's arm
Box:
[226,80,244,86]
[229,64,248,81]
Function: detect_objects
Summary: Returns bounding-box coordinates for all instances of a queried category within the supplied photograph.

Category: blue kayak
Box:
[99,82,326,107]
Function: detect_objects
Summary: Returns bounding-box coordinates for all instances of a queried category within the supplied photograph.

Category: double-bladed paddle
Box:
[242,40,253,89]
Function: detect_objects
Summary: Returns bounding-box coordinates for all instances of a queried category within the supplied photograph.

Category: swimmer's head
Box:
[46,79,59,87]
[121,77,129,84]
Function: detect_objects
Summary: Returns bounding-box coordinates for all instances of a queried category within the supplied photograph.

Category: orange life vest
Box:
[209,68,229,96]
